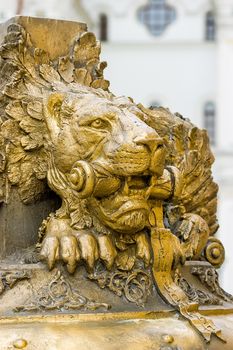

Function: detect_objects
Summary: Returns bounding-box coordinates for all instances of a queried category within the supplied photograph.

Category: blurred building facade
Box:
[0,0,233,291]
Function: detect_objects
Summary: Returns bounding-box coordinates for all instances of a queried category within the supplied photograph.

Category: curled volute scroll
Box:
[0,17,230,346]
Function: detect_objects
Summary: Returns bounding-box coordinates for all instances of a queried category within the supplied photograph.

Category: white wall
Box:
[217,38,233,151]
[82,0,212,43]
[0,0,90,23]
[213,152,233,291]
[0,0,18,20]
[102,42,216,127]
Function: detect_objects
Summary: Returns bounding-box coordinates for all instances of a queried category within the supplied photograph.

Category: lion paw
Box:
[39,217,117,273]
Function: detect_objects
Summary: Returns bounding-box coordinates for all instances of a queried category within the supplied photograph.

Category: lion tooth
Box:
[122,179,129,195]
[145,186,152,200]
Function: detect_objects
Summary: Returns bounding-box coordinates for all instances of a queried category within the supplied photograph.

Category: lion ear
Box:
[44,93,66,141]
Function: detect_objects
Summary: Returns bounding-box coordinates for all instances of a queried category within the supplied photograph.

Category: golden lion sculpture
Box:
[1,24,219,272]
[0,23,220,270]
[0,20,228,342]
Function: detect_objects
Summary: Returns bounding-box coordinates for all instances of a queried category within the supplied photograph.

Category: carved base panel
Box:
[0,261,231,315]
[0,262,170,315]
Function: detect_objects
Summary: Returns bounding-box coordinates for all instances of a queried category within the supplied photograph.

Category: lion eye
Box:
[90,119,106,129]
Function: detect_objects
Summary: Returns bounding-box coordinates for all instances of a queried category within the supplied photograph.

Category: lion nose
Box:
[134,134,164,153]
[134,133,166,176]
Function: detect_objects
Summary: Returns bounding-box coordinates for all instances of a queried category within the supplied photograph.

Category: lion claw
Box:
[60,236,80,274]
[40,217,118,273]
[76,232,99,272]
[40,236,60,270]
[97,235,117,270]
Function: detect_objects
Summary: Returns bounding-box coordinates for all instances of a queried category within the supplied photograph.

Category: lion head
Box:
[44,87,166,235]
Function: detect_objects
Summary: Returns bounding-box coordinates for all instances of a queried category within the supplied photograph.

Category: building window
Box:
[16,0,24,15]
[99,14,108,42]
[137,0,176,37]
[204,102,215,145]
[205,11,216,41]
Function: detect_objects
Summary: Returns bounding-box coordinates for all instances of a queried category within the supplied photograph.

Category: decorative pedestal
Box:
[0,16,232,350]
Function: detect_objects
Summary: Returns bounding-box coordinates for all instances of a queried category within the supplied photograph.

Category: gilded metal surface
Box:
[0,15,232,349]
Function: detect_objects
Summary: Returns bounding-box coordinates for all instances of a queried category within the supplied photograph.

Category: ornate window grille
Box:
[137,0,176,36]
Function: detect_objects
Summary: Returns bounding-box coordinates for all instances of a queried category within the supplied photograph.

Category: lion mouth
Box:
[89,175,152,233]
[111,198,149,219]
[122,176,149,195]
[96,175,151,215]
[97,175,150,200]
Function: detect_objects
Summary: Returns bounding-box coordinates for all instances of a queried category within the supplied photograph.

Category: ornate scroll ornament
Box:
[15,270,110,312]
[175,272,222,305]
[203,237,225,268]
[191,265,233,303]
[89,268,152,306]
